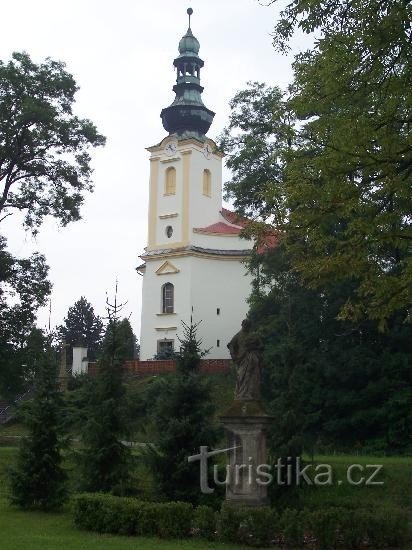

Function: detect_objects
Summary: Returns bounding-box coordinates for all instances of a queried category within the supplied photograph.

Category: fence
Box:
[88,359,231,376]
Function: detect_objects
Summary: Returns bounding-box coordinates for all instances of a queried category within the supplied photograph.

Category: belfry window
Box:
[165,167,176,195]
[202,169,211,197]
[162,282,174,313]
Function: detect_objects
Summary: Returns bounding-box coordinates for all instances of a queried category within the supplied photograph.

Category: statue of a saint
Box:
[227,319,262,401]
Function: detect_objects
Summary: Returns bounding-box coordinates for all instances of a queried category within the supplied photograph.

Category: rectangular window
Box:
[157,339,174,354]
[216,308,220,315]
[217,339,220,347]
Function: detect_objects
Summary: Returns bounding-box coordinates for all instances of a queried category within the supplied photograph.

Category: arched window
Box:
[165,167,176,195]
[202,169,211,197]
[162,282,174,313]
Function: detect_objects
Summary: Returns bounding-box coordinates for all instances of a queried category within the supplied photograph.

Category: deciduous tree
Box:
[0,52,105,231]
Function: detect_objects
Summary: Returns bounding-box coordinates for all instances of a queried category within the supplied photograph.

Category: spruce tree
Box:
[9,347,67,510]
[145,321,220,504]
[58,296,103,360]
[78,291,131,494]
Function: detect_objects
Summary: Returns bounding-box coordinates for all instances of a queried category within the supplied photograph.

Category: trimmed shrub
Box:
[238,507,279,547]
[216,502,247,542]
[72,494,409,548]
[305,508,343,549]
[156,501,193,538]
[72,493,192,539]
[193,505,216,540]
[362,506,409,549]
[217,503,278,547]
[280,508,306,547]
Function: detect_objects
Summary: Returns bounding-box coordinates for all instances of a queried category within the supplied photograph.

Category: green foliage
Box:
[72,493,193,539]
[192,505,216,540]
[0,235,51,397]
[217,503,279,547]
[0,51,105,231]
[271,0,412,326]
[144,322,220,504]
[8,349,67,510]
[57,296,103,360]
[249,245,412,455]
[72,494,409,548]
[77,294,132,494]
[219,81,292,221]
[101,317,137,362]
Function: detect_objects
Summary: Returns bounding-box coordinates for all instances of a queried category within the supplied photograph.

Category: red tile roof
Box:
[221,208,279,253]
[193,208,279,252]
[193,222,241,235]
[220,207,248,227]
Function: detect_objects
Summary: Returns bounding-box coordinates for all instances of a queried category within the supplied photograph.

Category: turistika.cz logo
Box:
[188,446,384,494]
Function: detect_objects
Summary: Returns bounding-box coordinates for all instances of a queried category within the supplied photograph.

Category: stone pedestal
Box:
[221,400,273,507]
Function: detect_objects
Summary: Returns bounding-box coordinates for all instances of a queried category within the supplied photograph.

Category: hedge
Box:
[72,493,409,548]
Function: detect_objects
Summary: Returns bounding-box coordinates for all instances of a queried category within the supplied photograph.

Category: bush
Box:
[72,493,192,539]
[72,494,409,548]
[156,501,193,538]
[280,508,306,547]
[217,503,278,547]
[300,506,409,550]
[192,505,216,540]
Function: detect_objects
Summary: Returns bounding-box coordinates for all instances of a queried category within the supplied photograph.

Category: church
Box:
[138,9,254,360]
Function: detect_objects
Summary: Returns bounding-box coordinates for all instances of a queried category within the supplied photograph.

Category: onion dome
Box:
[160,8,215,140]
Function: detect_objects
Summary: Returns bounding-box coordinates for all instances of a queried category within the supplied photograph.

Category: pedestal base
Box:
[221,400,273,507]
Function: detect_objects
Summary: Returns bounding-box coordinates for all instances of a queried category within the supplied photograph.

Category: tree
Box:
[0,235,51,397]
[0,52,105,231]
[57,296,103,360]
[144,322,220,504]
[222,81,412,454]
[9,345,67,510]
[249,244,412,455]
[219,81,292,222]
[100,317,138,362]
[77,292,131,494]
[267,0,412,327]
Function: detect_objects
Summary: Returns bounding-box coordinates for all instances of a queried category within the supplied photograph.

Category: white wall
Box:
[72,347,89,375]
[190,255,252,358]
[139,253,253,359]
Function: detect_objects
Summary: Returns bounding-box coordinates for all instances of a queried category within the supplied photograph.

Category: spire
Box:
[160,8,215,141]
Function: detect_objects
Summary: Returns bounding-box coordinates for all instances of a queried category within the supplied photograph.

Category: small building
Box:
[138,11,254,360]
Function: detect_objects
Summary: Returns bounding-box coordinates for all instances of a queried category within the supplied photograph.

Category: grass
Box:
[299,454,412,512]
[0,498,241,550]
[0,447,411,547]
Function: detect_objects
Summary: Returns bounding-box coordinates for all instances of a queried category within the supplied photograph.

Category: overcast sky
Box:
[1,0,310,339]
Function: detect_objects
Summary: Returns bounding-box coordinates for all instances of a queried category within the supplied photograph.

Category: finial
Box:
[187,7,193,28]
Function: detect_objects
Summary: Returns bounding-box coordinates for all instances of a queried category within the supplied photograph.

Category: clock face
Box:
[165,141,177,156]
[202,142,213,159]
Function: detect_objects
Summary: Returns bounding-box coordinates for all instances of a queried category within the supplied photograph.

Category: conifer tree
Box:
[58,296,103,360]
[145,321,219,504]
[9,347,67,510]
[77,289,131,494]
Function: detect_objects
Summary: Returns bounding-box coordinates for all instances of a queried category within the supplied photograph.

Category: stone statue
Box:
[227,319,262,401]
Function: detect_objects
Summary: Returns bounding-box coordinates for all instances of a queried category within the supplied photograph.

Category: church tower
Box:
[138,9,254,359]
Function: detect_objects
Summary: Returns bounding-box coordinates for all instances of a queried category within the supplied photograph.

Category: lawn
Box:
[0,446,411,548]
[300,454,412,512]
[0,498,241,550]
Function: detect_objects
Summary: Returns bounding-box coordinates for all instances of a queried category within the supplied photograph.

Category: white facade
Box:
[139,136,254,360]
[72,347,89,375]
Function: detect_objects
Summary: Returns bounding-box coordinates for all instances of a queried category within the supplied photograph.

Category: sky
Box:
[1,0,310,339]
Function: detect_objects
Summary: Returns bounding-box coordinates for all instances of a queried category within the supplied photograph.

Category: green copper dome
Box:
[160,8,214,140]
[178,28,200,56]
